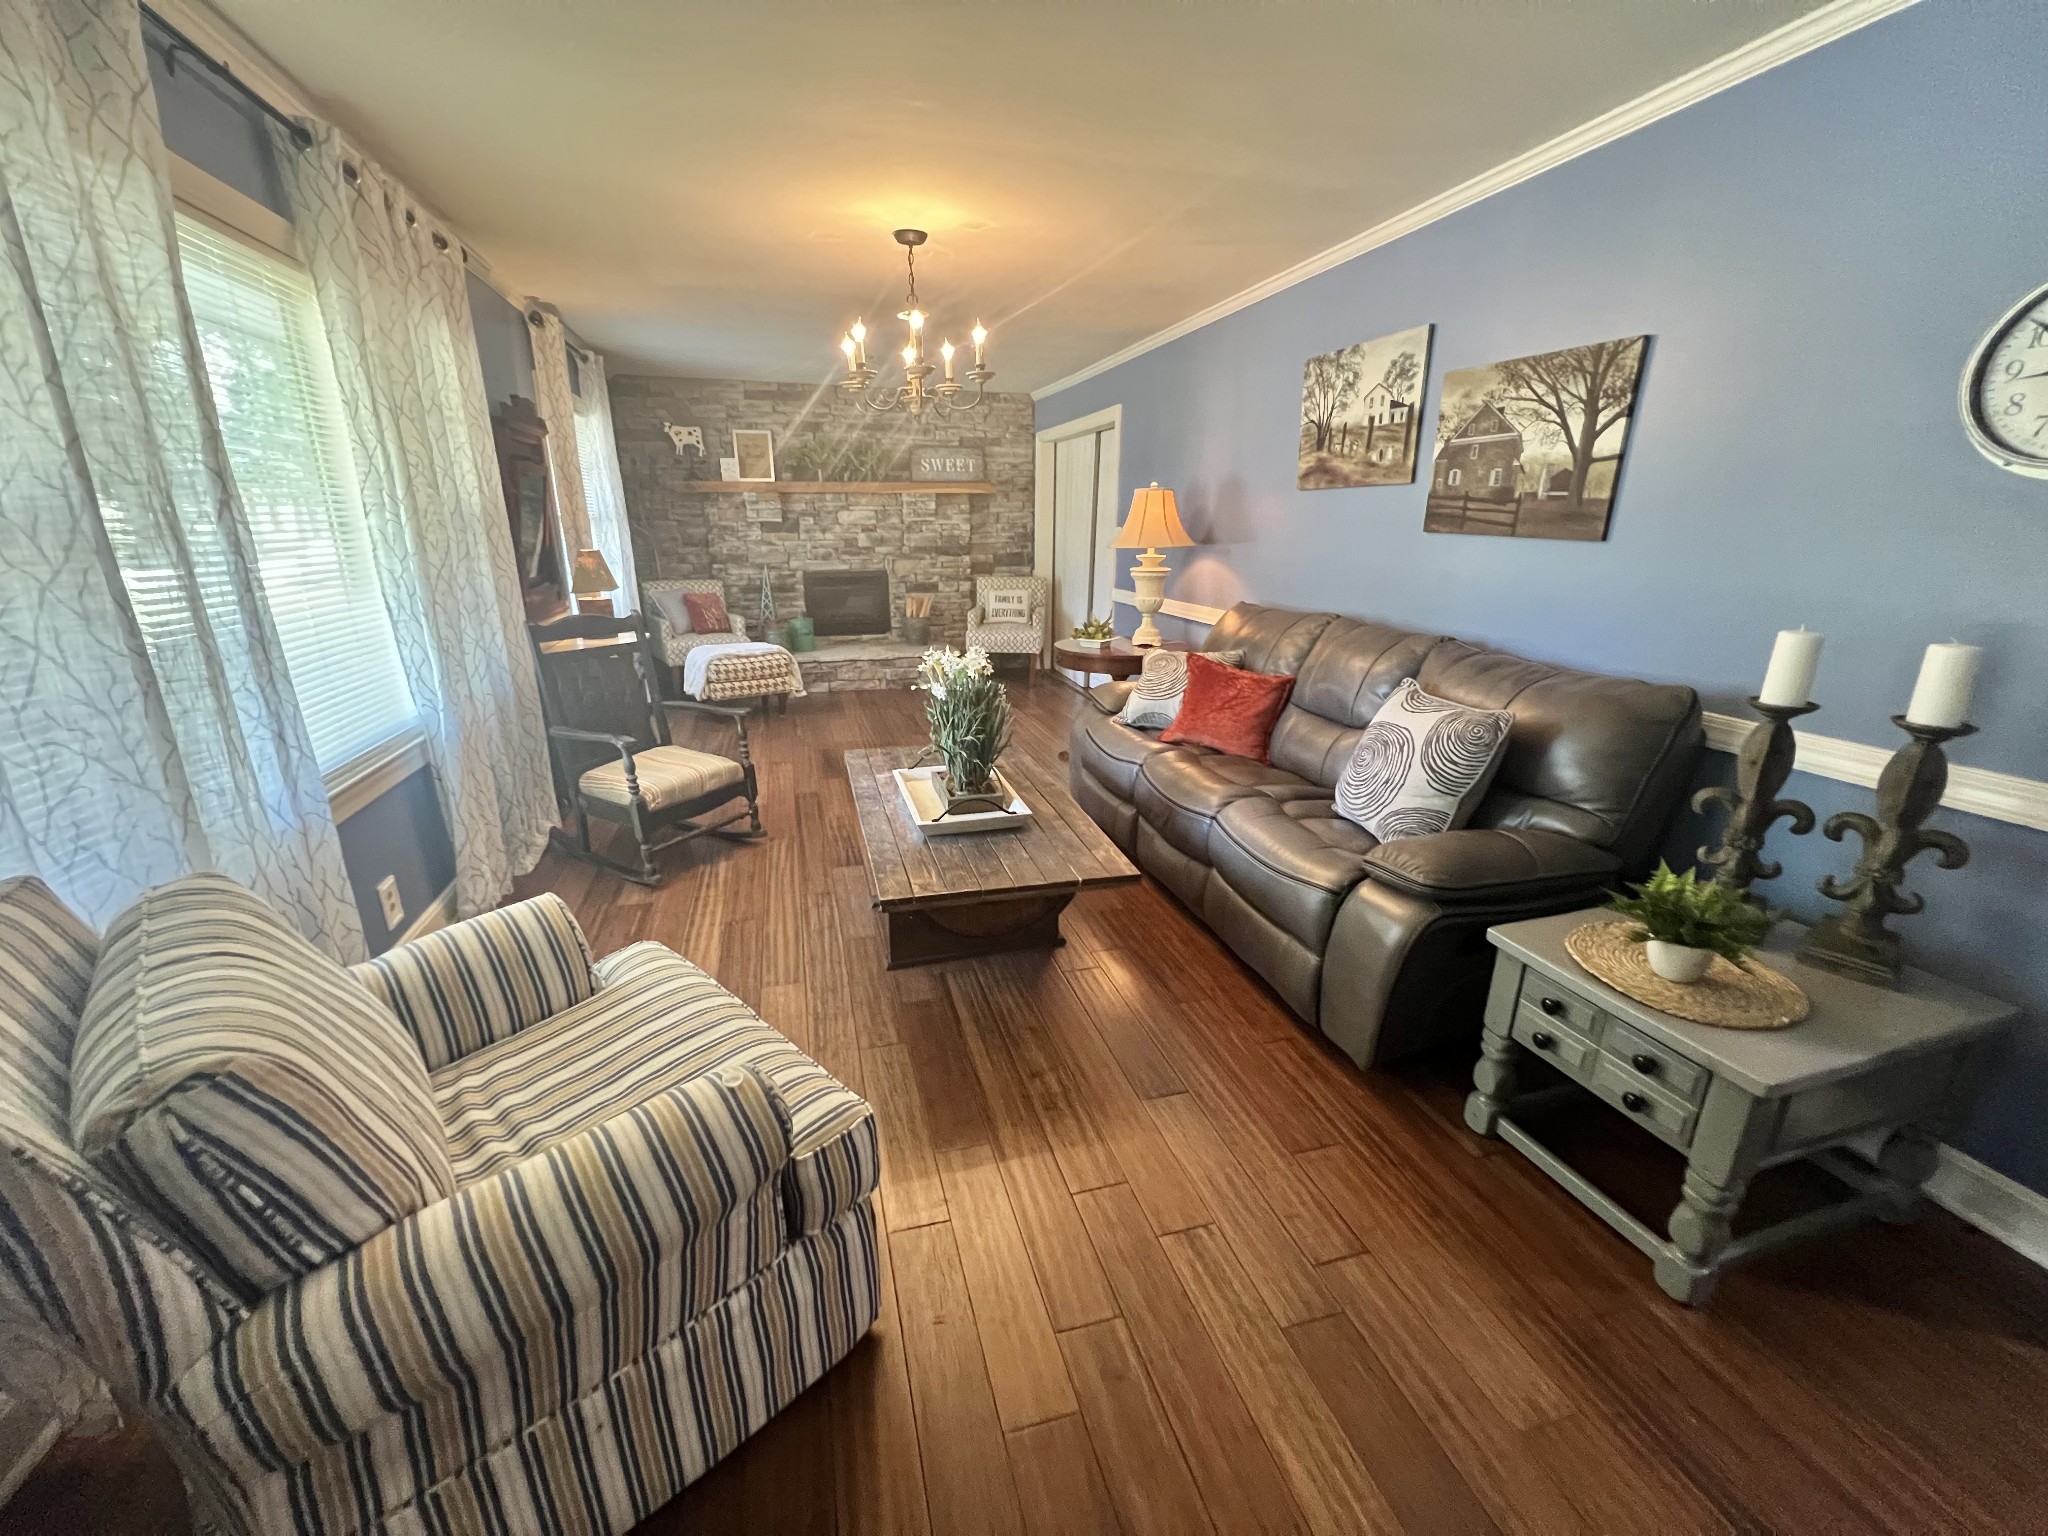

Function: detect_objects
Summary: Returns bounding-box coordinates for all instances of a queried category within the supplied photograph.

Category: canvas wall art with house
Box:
[1297,324,1432,489]
[1425,334,1647,540]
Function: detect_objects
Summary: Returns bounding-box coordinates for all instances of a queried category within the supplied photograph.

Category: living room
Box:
[3,0,2046,1532]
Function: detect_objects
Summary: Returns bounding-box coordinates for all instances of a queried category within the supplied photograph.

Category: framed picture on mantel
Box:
[732,428,776,482]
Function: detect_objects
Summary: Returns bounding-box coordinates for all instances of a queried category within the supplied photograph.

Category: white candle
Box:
[940,339,956,381]
[850,319,866,368]
[1758,627,1823,707]
[1905,641,1982,729]
[971,320,987,368]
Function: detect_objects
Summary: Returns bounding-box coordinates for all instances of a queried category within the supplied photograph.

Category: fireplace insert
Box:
[802,568,892,637]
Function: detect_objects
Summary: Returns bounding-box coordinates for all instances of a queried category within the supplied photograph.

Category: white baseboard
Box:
[1924,1146,2048,1271]
[0,1404,62,1504]
[394,883,457,947]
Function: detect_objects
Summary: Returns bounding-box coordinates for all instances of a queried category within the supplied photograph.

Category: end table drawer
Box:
[1600,1019,1708,1105]
[1512,1006,1595,1078]
[1589,1056,1697,1149]
[1516,972,1602,1038]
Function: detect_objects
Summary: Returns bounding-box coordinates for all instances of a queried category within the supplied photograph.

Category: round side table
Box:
[1051,638,1188,685]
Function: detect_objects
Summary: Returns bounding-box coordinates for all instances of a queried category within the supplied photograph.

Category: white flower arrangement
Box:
[913,645,1010,798]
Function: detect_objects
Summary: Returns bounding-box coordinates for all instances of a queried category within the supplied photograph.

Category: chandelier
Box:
[837,228,991,417]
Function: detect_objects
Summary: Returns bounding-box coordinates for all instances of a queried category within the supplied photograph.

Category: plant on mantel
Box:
[780,433,903,482]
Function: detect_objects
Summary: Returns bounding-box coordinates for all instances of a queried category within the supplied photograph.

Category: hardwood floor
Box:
[12,679,2048,1535]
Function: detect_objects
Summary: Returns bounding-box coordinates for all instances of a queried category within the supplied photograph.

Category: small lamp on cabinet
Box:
[1111,482,1195,648]
[570,547,619,615]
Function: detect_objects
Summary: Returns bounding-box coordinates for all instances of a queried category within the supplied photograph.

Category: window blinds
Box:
[175,214,417,773]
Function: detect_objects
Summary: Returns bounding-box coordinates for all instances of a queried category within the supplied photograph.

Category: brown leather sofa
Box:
[1069,603,1702,1068]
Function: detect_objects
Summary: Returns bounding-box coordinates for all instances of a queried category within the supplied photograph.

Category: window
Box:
[175,214,416,773]
[1447,468,1463,487]
[1489,468,1504,487]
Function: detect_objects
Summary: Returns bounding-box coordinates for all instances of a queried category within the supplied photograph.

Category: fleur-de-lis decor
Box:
[1796,716,1972,985]
[1693,698,1818,897]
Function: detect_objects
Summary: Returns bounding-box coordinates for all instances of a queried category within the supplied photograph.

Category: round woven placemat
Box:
[1564,920,1809,1030]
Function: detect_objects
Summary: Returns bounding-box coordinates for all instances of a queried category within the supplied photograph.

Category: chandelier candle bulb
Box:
[1759,627,1824,707]
[972,321,987,368]
[851,319,866,367]
[1905,641,1982,730]
[941,340,956,380]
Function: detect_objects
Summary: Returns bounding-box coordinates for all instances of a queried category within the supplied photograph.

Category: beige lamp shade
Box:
[570,547,617,596]
[1113,482,1194,551]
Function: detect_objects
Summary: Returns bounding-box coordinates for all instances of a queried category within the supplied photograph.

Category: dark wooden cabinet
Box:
[494,395,565,621]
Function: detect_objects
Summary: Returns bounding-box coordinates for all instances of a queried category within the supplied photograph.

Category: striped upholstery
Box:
[0,878,244,1415]
[0,875,880,1534]
[578,744,746,812]
[437,942,880,1240]
[351,892,595,1070]
[71,875,455,1297]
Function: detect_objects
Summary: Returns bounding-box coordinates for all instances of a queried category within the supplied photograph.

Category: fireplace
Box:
[803,568,892,637]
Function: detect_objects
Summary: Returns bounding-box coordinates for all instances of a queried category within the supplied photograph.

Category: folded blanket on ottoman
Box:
[683,641,808,702]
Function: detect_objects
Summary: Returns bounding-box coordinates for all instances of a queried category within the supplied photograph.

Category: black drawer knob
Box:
[1529,1030,1555,1051]
[1539,996,1566,1017]
[1631,1053,1660,1076]
[1621,1091,1649,1113]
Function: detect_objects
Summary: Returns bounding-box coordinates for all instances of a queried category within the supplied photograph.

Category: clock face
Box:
[1962,282,2048,478]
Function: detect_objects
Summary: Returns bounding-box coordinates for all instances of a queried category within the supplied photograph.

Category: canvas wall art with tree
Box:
[1297,324,1433,489]
[1425,334,1648,540]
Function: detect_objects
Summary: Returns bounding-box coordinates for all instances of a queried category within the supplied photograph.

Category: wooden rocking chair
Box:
[529,612,763,885]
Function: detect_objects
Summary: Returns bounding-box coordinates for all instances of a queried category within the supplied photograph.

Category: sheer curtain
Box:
[277,126,555,918]
[570,346,640,613]
[0,0,363,955]
[527,305,594,578]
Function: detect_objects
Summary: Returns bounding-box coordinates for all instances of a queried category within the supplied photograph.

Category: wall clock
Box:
[1961,280,2048,479]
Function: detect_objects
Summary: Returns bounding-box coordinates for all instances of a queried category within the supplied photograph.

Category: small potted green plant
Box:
[1607,862,1772,983]
[1070,614,1115,650]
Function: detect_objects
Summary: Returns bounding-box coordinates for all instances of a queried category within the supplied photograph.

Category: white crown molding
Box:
[1925,1146,2048,1272]
[1033,0,1920,402]
[1703,712,2048,832]
[1110,591,2048,832]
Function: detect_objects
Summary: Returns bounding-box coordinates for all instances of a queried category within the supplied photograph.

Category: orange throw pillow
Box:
[680,591,730,634]
[1160,652,1295,763]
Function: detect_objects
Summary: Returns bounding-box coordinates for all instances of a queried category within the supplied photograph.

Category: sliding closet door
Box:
[1047,417,1120,681]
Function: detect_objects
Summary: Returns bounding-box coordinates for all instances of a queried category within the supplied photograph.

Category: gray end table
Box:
[1465,910,2016,1306]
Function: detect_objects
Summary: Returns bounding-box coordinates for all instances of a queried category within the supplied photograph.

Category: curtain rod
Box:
[142,4,312,149]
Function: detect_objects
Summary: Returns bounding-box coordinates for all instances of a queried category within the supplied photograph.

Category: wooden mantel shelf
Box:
[681,480,997,495]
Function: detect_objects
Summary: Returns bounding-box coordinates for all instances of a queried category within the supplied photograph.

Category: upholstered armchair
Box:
[965,573,1050,680]
[642,578,749,679]
[0,872,879,1536]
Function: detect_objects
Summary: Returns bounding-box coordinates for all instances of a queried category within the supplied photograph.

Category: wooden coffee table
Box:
[846,745,1140,968]
[1051,637,1187,683]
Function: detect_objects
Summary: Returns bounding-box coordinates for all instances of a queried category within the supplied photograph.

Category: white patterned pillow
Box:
[1115,648,1246,730]
[1335,678,1514,841]
[983,588,1033,623]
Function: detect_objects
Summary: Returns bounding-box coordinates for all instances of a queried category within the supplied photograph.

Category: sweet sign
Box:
[911,447,984,482]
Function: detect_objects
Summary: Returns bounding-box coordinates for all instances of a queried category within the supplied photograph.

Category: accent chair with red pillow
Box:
[1160,651,1295,763]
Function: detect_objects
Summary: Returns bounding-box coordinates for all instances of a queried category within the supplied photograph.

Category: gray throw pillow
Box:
[1335,678,1514,841]
[1115,648,1246,730]
[650,588,696,634]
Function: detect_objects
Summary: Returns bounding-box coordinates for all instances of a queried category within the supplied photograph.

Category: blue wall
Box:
[1039,0,2048,1193]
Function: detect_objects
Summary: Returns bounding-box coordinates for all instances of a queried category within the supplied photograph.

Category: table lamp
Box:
[570,547,618,615]
[1112,482,1195,648]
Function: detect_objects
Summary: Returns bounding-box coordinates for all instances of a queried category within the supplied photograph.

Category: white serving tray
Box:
[893,765,1033,835]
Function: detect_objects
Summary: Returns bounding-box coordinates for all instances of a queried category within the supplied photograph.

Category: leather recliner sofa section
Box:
[1069,603,1703,1068]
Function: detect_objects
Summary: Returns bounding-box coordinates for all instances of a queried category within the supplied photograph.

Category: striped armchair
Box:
[0,873,879,1536]
[966,573,1050,680]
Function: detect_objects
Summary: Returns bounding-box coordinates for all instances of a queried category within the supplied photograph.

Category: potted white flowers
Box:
[915,645,1016,816]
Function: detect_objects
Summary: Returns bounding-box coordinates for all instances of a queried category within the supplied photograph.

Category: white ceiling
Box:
[209,0,1831,392]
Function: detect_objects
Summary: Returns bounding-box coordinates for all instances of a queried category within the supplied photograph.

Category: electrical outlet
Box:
[376,875,405,931]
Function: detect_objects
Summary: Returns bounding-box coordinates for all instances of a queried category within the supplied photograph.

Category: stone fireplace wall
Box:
[607,375,1035,649]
